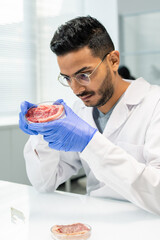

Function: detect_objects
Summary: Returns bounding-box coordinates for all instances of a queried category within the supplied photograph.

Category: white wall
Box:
[0,125,30,184]
[118,0,160,84]
[118,0,160,15]
[84,0,119,49]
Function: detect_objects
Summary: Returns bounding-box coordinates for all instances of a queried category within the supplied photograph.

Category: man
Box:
[19,16,160,215]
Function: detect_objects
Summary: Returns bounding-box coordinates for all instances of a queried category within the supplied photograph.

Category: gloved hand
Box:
[28,99,97,152]
[19,101,38,135]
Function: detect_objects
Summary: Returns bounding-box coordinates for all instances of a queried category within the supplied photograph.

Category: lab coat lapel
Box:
[103,78,150,138]
[80,106,98,128]
[103,100,129,137]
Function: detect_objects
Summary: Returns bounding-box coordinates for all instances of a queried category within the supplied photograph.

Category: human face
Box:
[57,47,115,108]
[58,53,108,87]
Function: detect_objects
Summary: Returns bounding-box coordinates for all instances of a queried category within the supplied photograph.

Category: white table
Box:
[0,180,160,240]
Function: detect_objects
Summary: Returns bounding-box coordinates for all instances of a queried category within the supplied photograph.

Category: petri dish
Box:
[50,223,91,240]
[25,101,65,123]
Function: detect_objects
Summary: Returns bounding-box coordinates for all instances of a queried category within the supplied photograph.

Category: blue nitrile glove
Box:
[19,101,38,135]
[28,99,97,152]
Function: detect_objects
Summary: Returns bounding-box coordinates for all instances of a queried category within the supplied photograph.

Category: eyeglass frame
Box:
[57,52,109,87]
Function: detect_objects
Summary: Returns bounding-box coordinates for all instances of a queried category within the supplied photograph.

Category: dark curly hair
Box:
[50,16,115,59]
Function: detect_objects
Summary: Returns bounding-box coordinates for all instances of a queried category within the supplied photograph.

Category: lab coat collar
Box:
[103,78,151,137]
[123,77,150,106]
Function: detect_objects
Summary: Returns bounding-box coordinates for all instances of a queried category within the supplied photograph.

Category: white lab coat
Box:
[24,78,160,214]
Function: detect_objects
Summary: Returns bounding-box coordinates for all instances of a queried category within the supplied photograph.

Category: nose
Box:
[70,78,86,95]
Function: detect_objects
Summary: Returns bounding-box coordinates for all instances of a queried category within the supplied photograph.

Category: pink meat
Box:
[55,223,90,234]
[26,104,64,123]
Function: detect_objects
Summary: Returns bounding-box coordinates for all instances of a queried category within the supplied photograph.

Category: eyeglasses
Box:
[58,52,109,87]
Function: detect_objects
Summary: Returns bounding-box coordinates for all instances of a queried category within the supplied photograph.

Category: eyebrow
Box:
[60,66,92,77]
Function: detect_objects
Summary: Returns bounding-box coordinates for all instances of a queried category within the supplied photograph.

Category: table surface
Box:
[0,180,160,240]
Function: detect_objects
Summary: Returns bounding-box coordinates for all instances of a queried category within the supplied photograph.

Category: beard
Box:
[77,67,114,108]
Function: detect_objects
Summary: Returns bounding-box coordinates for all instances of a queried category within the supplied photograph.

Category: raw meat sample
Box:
[26,104,64,123]
[51,223,91,240]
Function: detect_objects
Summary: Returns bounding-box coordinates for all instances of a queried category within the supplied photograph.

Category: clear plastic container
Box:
[50,223,91,240]
[25,101,65,123]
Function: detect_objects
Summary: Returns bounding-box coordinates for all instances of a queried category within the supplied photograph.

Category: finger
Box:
[19,113,38,135]
[28,122,45,131]
[28,121,57,132]
[54,99,72,116]
[48,141,61,150]
[37,129,56,136]
[19,113,27,131]
[59,101,78,118]
[43,133,57,142]
[30,119,64,132]
[20,101,35,115]
[54,99,65,105]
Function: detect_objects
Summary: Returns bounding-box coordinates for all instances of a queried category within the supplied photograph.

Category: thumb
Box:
[20,101,34,115]
[54,99,72,116]
[54,99,64,105]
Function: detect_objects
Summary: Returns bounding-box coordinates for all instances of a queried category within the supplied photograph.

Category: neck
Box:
[98,76,130,114]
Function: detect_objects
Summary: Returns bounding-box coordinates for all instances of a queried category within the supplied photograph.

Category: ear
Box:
[108,50,120,71]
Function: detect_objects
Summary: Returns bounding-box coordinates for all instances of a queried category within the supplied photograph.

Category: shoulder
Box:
[137,78,160,112]
[144,79,160,102]
[149,82,160,95]
[134,77,160,94]
[125,78,160,104]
